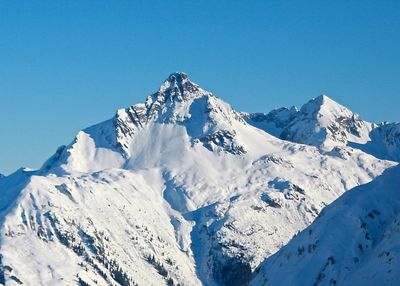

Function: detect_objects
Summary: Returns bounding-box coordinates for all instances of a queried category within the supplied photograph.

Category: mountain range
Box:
[0,72,398,286]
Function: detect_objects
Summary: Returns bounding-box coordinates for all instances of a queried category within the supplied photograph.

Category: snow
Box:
[63,131,125,173]
[244,94,400,163]
[349,122,400,162]
[251,165,400,286]
[0,72,397,285]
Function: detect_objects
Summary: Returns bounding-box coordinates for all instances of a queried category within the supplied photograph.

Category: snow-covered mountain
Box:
[0,73,397,286]
[244,95,400,162]
[251,164,400,286]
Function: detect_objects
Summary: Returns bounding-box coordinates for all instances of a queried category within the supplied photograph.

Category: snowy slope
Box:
[244,95,400,162]
[251,164,400,286]
[0,168,201,286]
[0,73,396,286]
[349,122,400,162]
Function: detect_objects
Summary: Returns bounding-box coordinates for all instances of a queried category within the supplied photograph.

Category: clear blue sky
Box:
[1,1,399,174]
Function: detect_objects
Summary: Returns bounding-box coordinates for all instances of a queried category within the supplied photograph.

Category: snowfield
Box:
[0,73,398,286]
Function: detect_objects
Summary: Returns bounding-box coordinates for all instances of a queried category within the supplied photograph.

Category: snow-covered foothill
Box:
[251,164,400,286]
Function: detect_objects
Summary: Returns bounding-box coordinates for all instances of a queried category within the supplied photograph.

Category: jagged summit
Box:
[154,72,209,104]
[164,71,189,83]
[159,72,190,95]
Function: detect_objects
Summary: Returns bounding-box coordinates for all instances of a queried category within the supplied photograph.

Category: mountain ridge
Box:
[244,94,399,162]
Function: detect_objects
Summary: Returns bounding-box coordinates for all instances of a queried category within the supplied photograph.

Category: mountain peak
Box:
[316,94,344,108]
[290,94,373,148]
[314,94,333,105]
[154,72,208,103]
[165,71,188,82]
[159,72,190,92]
[299,94,349,118]
[307,94,339,108]
[242,94,373,149]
